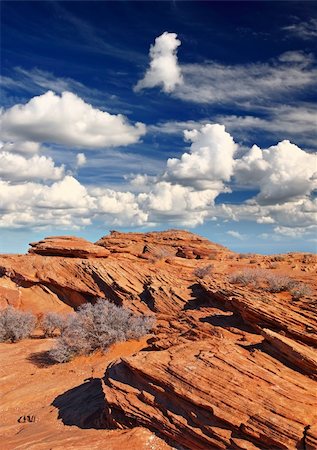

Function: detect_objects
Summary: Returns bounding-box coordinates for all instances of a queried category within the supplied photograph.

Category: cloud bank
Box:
[1,119,316,239]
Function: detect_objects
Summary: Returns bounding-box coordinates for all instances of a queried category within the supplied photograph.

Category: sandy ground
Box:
[0,336,170,450]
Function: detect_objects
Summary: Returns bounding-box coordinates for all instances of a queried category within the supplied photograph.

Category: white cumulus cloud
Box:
[0,140,42,154]
[234,140,317,205]
[165,124,237,189]
[0,152,65,181]
[76,153,87,167]
[0,91,146,148]
[134,32,183,93]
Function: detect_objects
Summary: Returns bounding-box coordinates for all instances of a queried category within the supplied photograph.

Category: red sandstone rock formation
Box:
[29,236,110,258]
[0,230,316,449]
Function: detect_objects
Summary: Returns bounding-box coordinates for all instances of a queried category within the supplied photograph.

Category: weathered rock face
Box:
[0,230,316,449]
[103,338,317,450]
[29,236,110,258]
[96,229,229,260]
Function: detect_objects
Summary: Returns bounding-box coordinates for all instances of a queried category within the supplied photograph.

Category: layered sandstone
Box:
[0,230,316,449]
[103,338,317,449]
[29,236,110,258]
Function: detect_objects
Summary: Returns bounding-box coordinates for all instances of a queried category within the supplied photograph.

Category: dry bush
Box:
[265,274,295,293]
[238,253,250,259]
[41,312,68,337]
[228,269,311,297]
[228,269,263,287]
[49,299,155,363]
[289,283,312,300]
[193,264,213,279]
[0,307,36,343]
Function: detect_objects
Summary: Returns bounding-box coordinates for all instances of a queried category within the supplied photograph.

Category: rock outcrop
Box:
[96,229,229,260]
[29,236,110,258]
[0,230,316,449]
[103,338,317,449]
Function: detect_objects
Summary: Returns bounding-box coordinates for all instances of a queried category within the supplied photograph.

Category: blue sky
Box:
[1,1,316,254]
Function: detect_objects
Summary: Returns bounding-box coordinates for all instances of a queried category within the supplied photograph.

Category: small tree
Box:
[0,307,36,343]
[49,299,155,363]
[41,312,68,337]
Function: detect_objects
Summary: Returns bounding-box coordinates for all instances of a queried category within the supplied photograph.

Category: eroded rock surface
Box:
[29,236,110,258]
[0,230,316,449]
[103,338,317,450]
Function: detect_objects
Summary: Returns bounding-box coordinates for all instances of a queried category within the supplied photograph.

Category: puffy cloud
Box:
[0,140,42,154]
[35,176,93,210]
[138,181,216,227]
[134,32,183,93]
[0,152,65,182]
[0,91,146,148]
[92,187,148,226]
[165,124,237,189]
[216,197,317,233]
[76,153,86,167]
[0,176,149,230]
[0,121,315,238]
[274,225,317,238]
[234,140,317,205]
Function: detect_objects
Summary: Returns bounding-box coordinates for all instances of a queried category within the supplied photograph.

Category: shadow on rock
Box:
[52,378,106,429]
[184,283,211,310]
[200,312,251,332]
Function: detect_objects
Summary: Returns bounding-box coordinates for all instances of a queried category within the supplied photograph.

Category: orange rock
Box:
[103,338,317,450]
[0,230,316,449]
[29,236,110,258]
[96,229,228,259]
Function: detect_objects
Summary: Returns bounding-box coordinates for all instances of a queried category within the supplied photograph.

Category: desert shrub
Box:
[0,307,36,343]
[289,283,312,300]
[265,274,295,293]
[41,312,68,337]
[228,269,262,286]
[229,269,293,291]
[238,253,250,259]
[228,269,310,297]
[193,264,213,279]
[49,299,155,363]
